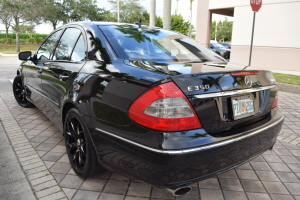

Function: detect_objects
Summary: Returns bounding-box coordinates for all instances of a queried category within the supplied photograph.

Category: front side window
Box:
[36,30,62,60]
[100,25,223,63]
[53,28,81,61]
[71,34,85,62]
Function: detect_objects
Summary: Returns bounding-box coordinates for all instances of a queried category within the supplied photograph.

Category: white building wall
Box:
[232,1,300,48]
[203,0,300,71]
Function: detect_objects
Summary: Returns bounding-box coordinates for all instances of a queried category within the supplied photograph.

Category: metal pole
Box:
[248,12,256,66]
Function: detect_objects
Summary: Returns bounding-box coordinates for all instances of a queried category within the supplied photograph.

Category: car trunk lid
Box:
[170,66,277,136]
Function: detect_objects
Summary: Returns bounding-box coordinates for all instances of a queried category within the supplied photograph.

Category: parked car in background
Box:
[210,42,231,59]
[14,21,283,196]
[219,42,231,49]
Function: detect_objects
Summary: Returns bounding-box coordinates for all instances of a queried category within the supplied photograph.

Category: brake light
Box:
[272,97,278,108]
[231,71,258,76]
[128,82,202,132]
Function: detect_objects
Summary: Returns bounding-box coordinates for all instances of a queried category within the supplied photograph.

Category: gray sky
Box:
[0,0,232,34]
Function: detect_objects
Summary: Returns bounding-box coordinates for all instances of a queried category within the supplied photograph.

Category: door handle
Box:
[37,68,42,74]
[59,74,69,81]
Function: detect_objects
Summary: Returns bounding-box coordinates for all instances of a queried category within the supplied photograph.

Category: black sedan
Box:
[219,42,231,49]
[210,42,231,59]
[14,22,283,196]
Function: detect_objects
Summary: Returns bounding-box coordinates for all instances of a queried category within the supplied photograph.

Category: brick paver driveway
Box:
[0,57,300,199]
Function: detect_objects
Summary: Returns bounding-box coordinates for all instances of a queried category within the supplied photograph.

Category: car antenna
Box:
[135,19,142,28]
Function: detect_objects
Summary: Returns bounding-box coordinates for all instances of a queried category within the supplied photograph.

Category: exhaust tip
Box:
[169,186,192,196]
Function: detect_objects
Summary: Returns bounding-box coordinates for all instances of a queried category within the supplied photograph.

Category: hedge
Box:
[0,33,48,39]
[0,37,45,44]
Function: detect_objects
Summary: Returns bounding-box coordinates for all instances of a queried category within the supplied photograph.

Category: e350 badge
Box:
[187,85,210,91]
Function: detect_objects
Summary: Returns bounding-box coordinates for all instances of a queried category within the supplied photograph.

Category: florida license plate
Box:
[232,95,255,120]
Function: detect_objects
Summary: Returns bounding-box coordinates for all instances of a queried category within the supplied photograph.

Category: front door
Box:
[23,29,63,111]
[41,27,86,129]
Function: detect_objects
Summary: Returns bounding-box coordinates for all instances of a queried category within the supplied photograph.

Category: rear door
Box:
[41,27,86,128]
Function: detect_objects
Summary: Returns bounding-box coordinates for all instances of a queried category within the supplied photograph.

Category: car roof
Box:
[59,21,158,30]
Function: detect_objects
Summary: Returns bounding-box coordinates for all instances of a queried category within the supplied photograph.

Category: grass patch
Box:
[273,73,300,86]
[0,44,40,54]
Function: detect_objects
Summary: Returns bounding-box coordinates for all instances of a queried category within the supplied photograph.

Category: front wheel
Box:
[64,108,105,178]
[12,75,34,108]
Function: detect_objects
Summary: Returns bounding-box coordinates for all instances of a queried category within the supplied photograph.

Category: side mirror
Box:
[19,51,32,61]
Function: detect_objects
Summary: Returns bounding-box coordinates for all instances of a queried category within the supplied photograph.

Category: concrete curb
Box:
[277,82,300,93]
[0,52,18,57]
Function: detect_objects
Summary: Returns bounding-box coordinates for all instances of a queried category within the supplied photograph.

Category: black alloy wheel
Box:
[13,75,34,107]
[64,108,104,178]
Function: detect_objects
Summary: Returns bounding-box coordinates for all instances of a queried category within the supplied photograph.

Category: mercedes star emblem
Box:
[244,76,252,87]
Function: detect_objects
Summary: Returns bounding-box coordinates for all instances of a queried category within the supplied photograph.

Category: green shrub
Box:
[0,33,48,39]
[1,38,13,44]
[19,39,26,45]
[35,37,43,44]
[28,38,35,44]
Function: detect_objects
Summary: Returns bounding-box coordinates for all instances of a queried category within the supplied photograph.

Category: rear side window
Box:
[36,30,62,60]
[53,28,81,61]
[71,34,85,62]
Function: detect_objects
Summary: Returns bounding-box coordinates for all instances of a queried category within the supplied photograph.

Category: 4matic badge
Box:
[187,84,210,91]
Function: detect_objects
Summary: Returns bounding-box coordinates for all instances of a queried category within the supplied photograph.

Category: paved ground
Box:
[1,56,300,200]
[0,119,36,200]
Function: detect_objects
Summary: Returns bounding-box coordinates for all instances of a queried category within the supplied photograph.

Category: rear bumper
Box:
[93,111,283,188]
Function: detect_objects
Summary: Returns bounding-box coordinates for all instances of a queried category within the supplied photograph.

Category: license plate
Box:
[232,95,255,120]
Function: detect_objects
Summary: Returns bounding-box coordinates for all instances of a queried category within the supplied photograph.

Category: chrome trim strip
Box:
[96,116,284,155]
[26,85,60,107]
[194,85,275,99]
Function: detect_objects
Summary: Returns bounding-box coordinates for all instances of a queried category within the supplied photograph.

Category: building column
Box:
[150,0,156,27]
[195,0,211,47]
[163,0,171,29]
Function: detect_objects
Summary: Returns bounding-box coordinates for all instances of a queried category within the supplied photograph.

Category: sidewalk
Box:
[0,91,300,199]
[0,121,36,200]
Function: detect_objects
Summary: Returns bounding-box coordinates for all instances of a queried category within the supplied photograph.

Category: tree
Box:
[0,0,43,52]
[108,0,146,24]
[171,14,191,35]
[19,24,35,33]
[155,16,163,28]
[142,11,149,26]
[0,7,12,38]
[211,19,233,42]
[61,0,111,23]
[41,1,65,30]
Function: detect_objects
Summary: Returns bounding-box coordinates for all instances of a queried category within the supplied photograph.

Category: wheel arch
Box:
[62,101,78,131]
[17,68,22,76]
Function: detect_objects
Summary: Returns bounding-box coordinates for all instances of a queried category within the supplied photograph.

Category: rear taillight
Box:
[129,82,202,132]
[272,96,278,108]
[231,71,258,76]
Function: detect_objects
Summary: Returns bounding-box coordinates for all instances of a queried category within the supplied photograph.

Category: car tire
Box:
[64,108,105,178]
[13,75,34,108]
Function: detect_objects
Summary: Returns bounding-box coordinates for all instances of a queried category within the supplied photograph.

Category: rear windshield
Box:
[99,25,225,63]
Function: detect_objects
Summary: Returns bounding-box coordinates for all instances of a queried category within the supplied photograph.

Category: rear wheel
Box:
[64,108,105,178]
[13,75,34,108]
